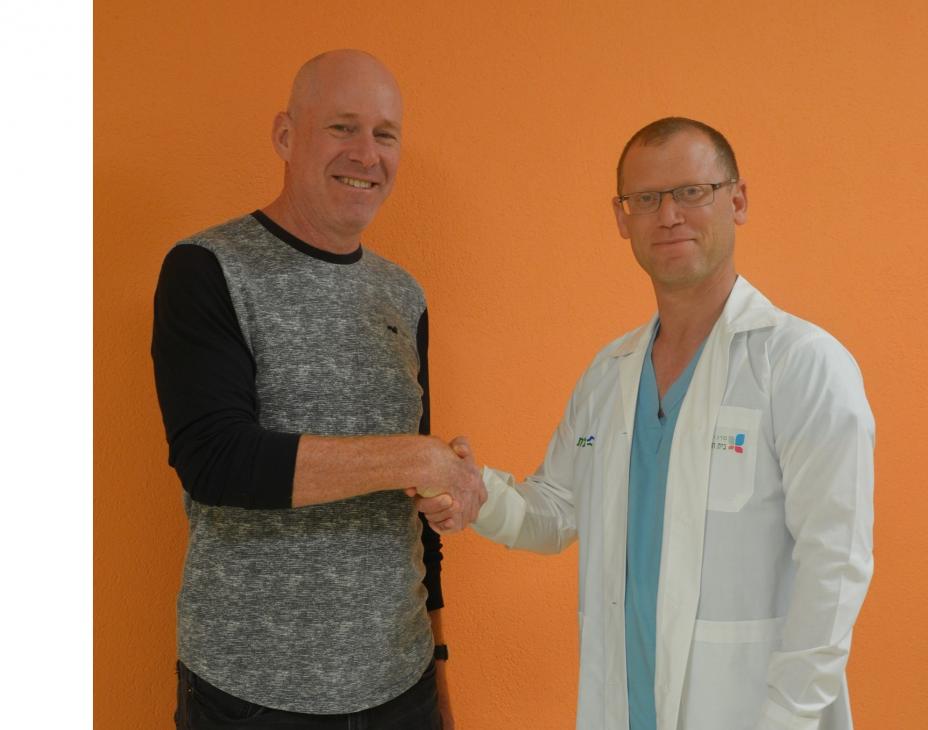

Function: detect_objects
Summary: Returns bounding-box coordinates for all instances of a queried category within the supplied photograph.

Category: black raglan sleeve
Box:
[151,244,298,508]
[416,309,445,611]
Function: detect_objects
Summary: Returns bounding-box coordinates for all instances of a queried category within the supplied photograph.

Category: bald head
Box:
[287,50,402,123]
[264,49,404,253]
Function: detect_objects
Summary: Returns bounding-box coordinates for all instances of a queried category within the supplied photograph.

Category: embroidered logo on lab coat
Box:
[576,435,596,448]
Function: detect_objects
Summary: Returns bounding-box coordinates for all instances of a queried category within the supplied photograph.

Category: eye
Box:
[375,130,399,144]
[328,124,354,135]
[633,192,656,205]
[678,185,708,202]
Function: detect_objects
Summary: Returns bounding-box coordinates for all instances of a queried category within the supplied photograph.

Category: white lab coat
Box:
[474,277,874,730]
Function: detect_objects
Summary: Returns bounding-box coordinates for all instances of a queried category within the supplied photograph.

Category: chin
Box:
[652,266,705,288]
[347,213,377,231]
[336,204,377,226]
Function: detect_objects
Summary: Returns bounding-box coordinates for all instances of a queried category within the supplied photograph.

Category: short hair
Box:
[616,117,739,194]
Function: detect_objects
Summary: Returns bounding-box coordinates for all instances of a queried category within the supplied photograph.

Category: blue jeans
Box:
[175,661,442,730]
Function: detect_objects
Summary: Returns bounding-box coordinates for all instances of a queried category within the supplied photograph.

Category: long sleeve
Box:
[416,308,444,611]
[152,244,299,508]
[474,381,579,555]
[758,333,875,730]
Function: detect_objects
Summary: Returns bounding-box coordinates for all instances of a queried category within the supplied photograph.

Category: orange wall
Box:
[95,1,928,727]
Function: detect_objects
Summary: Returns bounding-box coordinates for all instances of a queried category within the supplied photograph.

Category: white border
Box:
[0,2,92,725]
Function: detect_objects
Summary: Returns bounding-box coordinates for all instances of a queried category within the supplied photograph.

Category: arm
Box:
[417,307,452,727]
[415,309,446,614]
[290,432,478,507]
[757,334,875,730]
[152,244,482,509]
[152,244,297,507]
[429,609,454,728]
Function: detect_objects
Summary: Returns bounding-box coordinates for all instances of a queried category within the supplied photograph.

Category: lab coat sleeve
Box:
[757,332,874,730]
[473,385,580,554]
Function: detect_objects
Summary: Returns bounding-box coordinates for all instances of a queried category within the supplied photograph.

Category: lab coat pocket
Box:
[707,406,761,512]
[683,618,784,730]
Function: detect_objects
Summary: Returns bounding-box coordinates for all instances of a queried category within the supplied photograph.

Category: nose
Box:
[347,134,379,168]
[656,192,685,227]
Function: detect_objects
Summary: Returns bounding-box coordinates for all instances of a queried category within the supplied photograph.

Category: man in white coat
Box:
[418,118,874,730]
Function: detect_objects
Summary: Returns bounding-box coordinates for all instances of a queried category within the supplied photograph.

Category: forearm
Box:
[429,609,453,727]
[420,514,444,610]
[292,432,486,510]
[428,607,446,645]
[473,466,576,553]
[291,433,439,507]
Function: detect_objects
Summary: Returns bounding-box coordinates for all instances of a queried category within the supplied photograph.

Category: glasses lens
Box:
[676,184,713,207]
[627,192,659,215]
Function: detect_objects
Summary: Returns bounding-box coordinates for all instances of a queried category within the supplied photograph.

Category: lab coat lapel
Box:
[653,312,731,730]
[612,317,655,438]
[602,318,654,727]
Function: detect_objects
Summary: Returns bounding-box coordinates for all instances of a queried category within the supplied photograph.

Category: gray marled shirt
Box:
[165,214,434,713]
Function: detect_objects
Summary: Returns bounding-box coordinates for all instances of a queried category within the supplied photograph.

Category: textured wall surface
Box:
[95,1,928,727]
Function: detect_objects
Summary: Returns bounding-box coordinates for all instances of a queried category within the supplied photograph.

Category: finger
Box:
[423,507,457,524]
[477,484,488,504]
[416,494,455,515]
[433,517,459,532]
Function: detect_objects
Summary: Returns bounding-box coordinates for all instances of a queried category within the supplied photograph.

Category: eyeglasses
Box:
[617,179,737,215]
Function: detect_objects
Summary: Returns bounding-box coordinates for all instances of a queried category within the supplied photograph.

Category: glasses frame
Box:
[617,179,738,216]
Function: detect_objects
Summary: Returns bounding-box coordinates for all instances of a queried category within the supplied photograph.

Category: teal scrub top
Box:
[625,325,705,730]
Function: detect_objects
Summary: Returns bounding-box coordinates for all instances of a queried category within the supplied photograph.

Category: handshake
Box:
[405,436,487,533]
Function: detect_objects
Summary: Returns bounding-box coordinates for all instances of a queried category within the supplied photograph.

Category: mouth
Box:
[653,238,694,246]
[334,176,378,190]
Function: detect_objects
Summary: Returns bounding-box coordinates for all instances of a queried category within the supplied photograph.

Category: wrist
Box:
[415,436,448,495]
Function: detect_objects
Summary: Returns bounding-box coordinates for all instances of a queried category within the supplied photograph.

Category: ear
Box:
[732,180,748,226]
[271,112,294,162]
[613,196,631,239]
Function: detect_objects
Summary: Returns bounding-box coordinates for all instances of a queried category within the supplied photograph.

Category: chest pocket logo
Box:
[707,406,762,512]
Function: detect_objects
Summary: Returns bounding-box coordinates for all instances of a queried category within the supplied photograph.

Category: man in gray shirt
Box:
[152,49,483,729]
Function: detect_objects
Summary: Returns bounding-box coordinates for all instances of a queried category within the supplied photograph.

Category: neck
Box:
[653,268,737,347]
[263,190,361,255]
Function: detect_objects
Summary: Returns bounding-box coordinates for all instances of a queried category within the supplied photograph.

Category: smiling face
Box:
[613,129,747,292]
[272,51,403,250]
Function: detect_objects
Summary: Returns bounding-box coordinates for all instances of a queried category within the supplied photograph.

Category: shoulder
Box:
[362,248,427,308]
[758,312,870,419]
[732,280,860,377]
[158,242,224,294]
[570,323,649,397]
[590,323,649,367]
[157,216,269,307]
[159,216,262,287]
[765,312,861,379]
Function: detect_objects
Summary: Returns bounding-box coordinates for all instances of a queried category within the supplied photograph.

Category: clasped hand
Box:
[406,436,486,533]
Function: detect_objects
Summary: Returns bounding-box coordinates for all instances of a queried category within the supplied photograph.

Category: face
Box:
[273,56,403,244]
[613,130,747,290]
